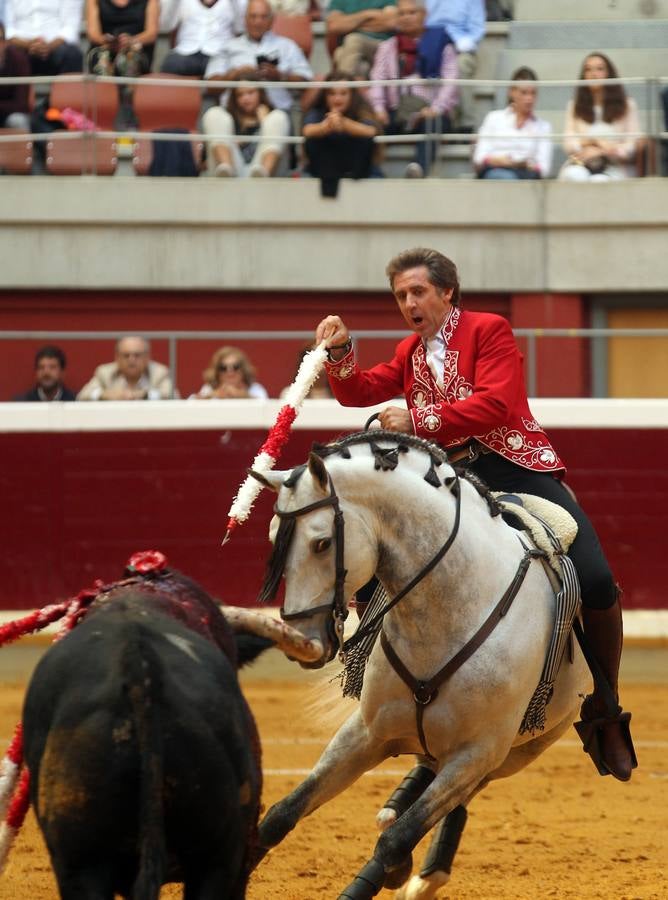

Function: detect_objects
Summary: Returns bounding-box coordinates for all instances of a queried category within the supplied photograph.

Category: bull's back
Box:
[23,606,261,897]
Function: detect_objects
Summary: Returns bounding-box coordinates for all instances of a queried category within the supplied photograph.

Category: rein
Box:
[342,477,462,655]
[381,539,546,760]
[272,460,464,663]
[275,474,349,656]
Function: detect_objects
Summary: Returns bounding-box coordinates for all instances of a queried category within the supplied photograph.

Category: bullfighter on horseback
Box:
[315,245,636,783]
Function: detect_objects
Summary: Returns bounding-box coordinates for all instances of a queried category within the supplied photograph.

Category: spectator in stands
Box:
[202,75,290,175]
[4,0,84,75]
[279,343,333,398]
[191,346,268,398]
[559,52,643,182]
[86,0,159,76]
[326,0,397,79]
[369,0,458,178]
[77,336,174,400]
[0,22,30,131]
[159,0,243,77]
[302,71,381,196]
[13,346,77,402]
[425,0,485,133]
[472,66,552,179]
[205,0,313,113]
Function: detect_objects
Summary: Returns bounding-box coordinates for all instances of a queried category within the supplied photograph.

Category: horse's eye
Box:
[313,538,332,554]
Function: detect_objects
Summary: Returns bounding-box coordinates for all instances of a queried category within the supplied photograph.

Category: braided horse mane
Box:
[257,430,501,604]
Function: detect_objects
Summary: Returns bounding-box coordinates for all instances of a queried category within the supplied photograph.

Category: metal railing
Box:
[1,73,667,175]
[3,327,668,397]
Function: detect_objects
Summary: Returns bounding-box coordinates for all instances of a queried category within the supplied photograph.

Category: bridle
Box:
[275,462,464,661]
[276,472,349,657]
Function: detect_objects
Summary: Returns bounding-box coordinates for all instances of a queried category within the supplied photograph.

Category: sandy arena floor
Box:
[0,647,666,900]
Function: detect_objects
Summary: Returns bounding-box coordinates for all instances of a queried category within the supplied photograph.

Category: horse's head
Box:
[254,451,377,668]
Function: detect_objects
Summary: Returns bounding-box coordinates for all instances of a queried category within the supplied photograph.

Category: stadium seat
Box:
[273,15,314,59]
[131,74,204,176]
[132,74,202,132]
[0,129,33,175]
[46,137,118,175]
[49,81,119,130]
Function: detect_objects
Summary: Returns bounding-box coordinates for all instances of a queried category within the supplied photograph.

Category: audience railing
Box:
[2,327,668,398]
[0,73,666,177]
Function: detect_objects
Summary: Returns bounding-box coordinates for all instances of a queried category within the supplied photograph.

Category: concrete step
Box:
[514,0,668,21]
[486,83,662,117]
[495,47,668,80]
[509,19,668,49]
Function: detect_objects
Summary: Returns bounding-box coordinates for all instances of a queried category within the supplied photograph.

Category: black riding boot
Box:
[577,599,637,782]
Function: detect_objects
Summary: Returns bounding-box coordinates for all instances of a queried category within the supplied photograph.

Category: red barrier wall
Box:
[0,289,552,401]
[0,425,665,611]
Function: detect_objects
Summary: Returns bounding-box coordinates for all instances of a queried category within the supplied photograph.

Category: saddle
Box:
[492,492,578,571]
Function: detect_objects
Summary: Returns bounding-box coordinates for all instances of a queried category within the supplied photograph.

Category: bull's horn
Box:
[221,607,324,663]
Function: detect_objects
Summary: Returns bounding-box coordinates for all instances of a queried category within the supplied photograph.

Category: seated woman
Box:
[302,71,382,197]
[559,52,643,182]
[472,66,552,180]
[86,0,159,76]
[191,346,268,399]
[201,77,290,177]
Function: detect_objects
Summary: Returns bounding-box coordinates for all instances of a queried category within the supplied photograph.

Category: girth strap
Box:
[380,544,545,760]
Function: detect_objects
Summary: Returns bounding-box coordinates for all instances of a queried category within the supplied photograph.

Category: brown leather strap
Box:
[381,544,544,760]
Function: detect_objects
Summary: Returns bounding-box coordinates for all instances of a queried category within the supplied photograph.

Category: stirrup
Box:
[573,708,638,781]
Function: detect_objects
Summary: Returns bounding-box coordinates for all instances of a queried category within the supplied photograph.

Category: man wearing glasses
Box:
[77,336,175,401]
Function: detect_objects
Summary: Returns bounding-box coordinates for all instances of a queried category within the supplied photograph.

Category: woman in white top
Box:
[191,345,268,399]
[473,66,552,180]
[559,52,643,182]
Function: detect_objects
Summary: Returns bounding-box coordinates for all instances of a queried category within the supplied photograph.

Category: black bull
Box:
[22,572,271,900]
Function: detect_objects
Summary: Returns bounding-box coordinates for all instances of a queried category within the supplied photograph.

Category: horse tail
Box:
[123,628,166,900]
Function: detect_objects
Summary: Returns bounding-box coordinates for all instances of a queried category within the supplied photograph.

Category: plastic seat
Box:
[131,74,203,176]
[273,14,314,59]
[0,129,33,174]
[132,74,202,132]
[49,81,119,130]
[46,137,118,175]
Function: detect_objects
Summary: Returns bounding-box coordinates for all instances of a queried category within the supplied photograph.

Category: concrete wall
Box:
[2,177,668,293]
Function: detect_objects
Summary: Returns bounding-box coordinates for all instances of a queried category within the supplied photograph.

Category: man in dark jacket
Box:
[13,345,77,402]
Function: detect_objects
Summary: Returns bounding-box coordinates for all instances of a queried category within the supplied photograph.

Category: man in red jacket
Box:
[315,246,635,783]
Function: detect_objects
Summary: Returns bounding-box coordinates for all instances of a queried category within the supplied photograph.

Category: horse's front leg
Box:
[254,708,386,866]
[337,748,490,900]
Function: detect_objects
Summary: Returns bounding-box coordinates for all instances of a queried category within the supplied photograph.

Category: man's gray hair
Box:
[115,336,150,354]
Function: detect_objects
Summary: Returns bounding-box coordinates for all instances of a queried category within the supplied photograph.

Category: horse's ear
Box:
[248,469,286,493]
[308,452,329,493]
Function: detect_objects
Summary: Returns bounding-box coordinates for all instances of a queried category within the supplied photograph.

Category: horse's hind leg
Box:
[394,805,468,900]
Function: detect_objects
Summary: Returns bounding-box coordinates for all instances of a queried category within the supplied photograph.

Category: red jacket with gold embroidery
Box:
[325,308,565,474]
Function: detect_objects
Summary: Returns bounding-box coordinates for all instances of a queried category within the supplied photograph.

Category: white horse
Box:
[252,431,589,899]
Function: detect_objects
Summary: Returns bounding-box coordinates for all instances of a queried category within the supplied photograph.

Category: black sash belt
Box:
[380,544,545,761]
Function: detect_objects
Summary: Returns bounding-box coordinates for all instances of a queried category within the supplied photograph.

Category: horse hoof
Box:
[395,871,450,900]
[383,855,413,889]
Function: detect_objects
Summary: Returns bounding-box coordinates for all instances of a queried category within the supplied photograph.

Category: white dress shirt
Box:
[473,105,553,178]
[160,0,246,57]
[205,31,312,110]
[424,310,453,389]
[5,0,84,46]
